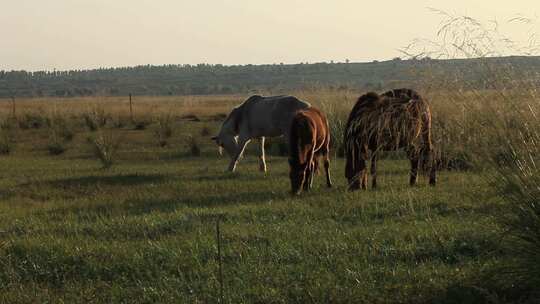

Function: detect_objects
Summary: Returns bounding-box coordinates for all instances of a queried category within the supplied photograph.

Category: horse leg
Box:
[323,156,332,189]
[370,155,377,189]
[424,146,437,186]
[303,151,316,191]
[258,137,267,172]
[361,165,368,190]
[303,162,313,191]
[319,146,332,188]
[309,156,319,189]
[360,145,369,190]
[409,152,419,186]
[228,137,250,172]
[313,157,320,175]
[429,164,437,186]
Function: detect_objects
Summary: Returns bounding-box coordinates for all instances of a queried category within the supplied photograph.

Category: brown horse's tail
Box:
[289,112,305,166]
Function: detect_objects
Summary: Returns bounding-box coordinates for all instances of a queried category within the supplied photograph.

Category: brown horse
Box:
[288,107,332,195]
[344,89,436,190]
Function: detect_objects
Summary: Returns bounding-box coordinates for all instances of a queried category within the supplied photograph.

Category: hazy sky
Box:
[1,0,539,71]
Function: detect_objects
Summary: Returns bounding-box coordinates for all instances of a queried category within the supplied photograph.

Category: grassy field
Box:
[0,93,531,303]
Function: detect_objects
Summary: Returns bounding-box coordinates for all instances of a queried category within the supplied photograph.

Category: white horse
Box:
[212,95,311,172]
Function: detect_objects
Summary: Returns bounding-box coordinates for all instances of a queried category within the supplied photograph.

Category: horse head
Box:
[211,132,238,158]
[288,158,307,195]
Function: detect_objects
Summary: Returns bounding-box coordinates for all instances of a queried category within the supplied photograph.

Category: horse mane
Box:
[345,92,379,124]
[344,89,431,156]
[223,95,262,133]
[381,88,419,98]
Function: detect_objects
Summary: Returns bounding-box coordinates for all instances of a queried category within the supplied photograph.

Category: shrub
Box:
[0,117,17,131]
[18,113,46,129]
[91,131,121,168]
[45,115,75,155]
[48,115,74,142]
[83,108,108,131]
[0,131,13,155]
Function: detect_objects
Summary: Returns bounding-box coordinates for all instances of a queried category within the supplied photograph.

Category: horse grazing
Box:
[212,95,310,172]
[344,89,436,190]
[288,107,332,195]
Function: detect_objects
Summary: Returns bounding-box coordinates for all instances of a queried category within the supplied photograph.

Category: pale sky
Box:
[1,0,539,71]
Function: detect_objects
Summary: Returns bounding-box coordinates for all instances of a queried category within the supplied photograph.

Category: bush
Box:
[0,132,13,155]
[45,115,75,155]
[83,108,108,131]
[49,115,74,142]
[91,131,121,168]
[18,113,46,129]
[0,118,16,155]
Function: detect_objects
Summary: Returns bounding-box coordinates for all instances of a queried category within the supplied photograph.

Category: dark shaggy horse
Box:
[288,107,333,195]
[344,89,437,190]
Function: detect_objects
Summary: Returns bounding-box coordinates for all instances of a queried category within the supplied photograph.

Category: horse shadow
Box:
[42,187,288,220]
[2,173,167,202]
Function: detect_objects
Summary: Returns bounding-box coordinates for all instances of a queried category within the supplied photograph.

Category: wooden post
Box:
[129,93,133,122]
[216,217,224,303]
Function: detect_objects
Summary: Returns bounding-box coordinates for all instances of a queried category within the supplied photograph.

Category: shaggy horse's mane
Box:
[344,88,430,154]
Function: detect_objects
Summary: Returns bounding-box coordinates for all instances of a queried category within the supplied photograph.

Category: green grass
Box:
[0,159,503,303]
[0,116,508,303]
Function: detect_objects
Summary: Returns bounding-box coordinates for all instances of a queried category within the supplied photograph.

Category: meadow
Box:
[0,89,537,304]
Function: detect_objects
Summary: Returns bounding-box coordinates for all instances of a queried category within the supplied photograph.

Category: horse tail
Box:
[289,112,303,165]
[420,102,434,172]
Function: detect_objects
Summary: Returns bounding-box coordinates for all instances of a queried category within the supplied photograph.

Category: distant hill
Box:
[1,56,540,98]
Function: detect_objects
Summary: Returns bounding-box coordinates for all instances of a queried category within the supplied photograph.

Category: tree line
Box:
[1,56,539,98]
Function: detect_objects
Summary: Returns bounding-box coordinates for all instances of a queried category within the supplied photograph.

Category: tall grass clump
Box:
[17,113,47,129]
[185,135,201,157]
[490,113,540,298]
[302,88,356,157]
[91,130,121,168]
[46,114,75,155]
[154,114,174,147]
[83,107,108,131]
[0,118,16,155]
[401,10,540,300]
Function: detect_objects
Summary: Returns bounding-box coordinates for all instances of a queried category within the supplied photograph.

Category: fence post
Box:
[216,216,224,303]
